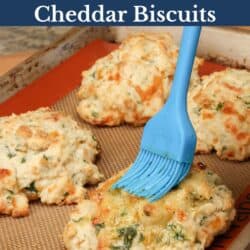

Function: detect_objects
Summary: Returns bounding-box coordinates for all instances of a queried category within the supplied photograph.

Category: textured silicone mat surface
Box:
[0,40,249,250]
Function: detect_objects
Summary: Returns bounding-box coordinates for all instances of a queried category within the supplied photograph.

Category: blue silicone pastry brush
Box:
[112,26,201,201]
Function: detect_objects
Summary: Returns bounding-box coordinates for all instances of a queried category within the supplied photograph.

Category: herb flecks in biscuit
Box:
[0,108,103,217]
[63,163,235,250]
[189,68,250,161]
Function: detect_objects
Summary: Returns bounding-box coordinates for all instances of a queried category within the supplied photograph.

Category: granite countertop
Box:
[0,27,71,55]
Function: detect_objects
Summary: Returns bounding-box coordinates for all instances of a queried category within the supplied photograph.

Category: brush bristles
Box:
[112,149,191,201]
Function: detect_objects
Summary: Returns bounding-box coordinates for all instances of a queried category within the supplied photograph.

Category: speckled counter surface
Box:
[0,27,71,55]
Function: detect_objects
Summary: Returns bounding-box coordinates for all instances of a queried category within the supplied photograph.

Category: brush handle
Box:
[167,26,201,109]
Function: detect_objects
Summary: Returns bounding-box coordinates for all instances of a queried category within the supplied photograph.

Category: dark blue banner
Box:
[0,0,250,26]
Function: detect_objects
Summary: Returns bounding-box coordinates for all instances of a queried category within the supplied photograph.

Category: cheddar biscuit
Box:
[189,68,250,161]
[63,163,235,250]
[0,108,103,217]
[77,33,202,126]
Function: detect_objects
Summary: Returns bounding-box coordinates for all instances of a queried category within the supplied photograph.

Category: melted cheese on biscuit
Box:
[189,68,250,160]
[63,163,235,250]
[0,108,103,217]
[77,33,202,126]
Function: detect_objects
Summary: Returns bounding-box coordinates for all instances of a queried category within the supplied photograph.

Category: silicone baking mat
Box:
[0,40,249,250]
